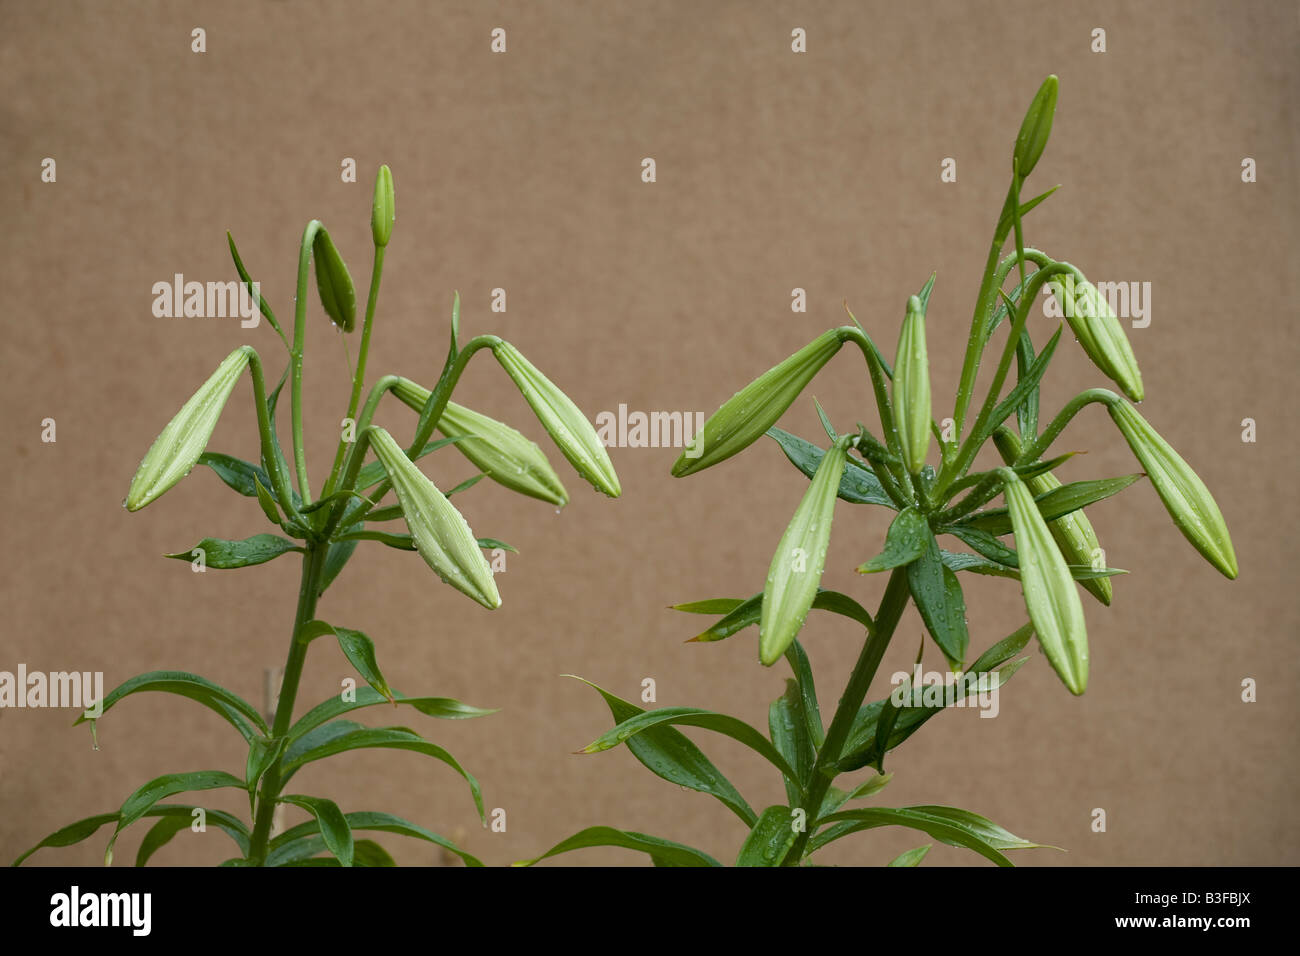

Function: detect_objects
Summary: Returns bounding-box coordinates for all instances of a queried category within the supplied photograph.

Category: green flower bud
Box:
[491,342,621,498]
[1108,400,1237,579]
[371,165,395,248]
[672,329,845,478]
[312,226,356,332]
[391,378,569,507]
[1013,75,1058,180]
[759,439,849,666]
[993,428,1111,605]
[369,427,501,609]
[1047,269,1144,402]
[893,295,931,475]
[999,467,1089,695]
[125,347,251,512]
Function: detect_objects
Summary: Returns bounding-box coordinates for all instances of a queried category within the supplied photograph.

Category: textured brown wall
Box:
[1,0,1296,867]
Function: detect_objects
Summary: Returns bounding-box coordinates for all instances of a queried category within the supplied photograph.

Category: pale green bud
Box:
[312,225,356,332]
[369,427,501,609]
[999,467,1089,695]
[1048,270,1144,402]
[1108,400,1237,579]
[1013,75,1058,180]
[759,439,849,666]
[391,378,569,507]
[491,342,621,498]
[371,165,395,248]
[125,347,251,511]
[893,295,932,475]
[673,329,845,478]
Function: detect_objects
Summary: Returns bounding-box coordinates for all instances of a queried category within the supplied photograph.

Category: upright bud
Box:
[759,438,849,666]
[369,427,501,609]
[371,165,395,248]
[391,378,569,507]
[672,329,845,478]
[1047,269,1143,401]
[993,427,1111,605]
[1108,400,1237,579]
[491,342,621,498]
[893,295,932,475]
[999,468,1089,695]
[312,226,356,332]
[1013,75,1058,180]
[125,347,251,511]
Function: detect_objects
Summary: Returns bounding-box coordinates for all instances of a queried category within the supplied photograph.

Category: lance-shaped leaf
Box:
[105,771,245,865]
[280,795,353,867]
[906,528,970,668]
[491,342,621,497]
[766,427,894,507]
[737,806,799,867]
[1013,74,1058,179]
[369,427,501,609]
[684,589,872,644]
[268,810,482,867]
[1046,269,1143,402]
[993,427,1115,604]
[1000,468,1088,695]
[1108,400,1237,579]
[371,164,394,248]
[165,534,302,569]
[312,226,356,332]
[392,378,569,506]
[673,329,846,477]
[125,347,251,511]
[892,295,931,475]
[760,439,849,665]
[74,670,267,743]
[858,507,928,573]
[13,805,248,867]
[513,827,722,867]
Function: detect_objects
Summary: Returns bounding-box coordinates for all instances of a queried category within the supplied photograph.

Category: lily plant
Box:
[520,76,1236,867]
[15,165,620,867]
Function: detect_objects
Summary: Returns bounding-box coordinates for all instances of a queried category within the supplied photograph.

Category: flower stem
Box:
[782,566,911,865]
[246,542,327,865]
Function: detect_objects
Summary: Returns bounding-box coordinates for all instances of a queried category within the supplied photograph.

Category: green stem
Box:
[247,542,327,865]
[782,567,911,865]
[243,348,298,517]
[323,246,386,499]
[839,325,914,503]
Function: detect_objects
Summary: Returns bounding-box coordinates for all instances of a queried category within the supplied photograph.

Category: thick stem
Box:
[782,567,912,865]
[246,543,327,865]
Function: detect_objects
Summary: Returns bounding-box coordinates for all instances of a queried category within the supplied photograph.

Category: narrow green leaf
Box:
[107,771,245,864]
[906,530,970,667]
[888,844,932,867]
[513,827,722,867]
[74,671,266,742]
[269,810,482,867]
[810,806,1029,865]
[769,681,814,805]
[245,735,287,804]
[737,805,799,867]
[671,597,746,615]
[857,507,928,573]
[165,534,302,570]
[197,452,274,499]
[783,640,824,749]
[767,427,894,507]
[280,795,353,867]
[958,474,1144,535]
[687,589,871,643]
[286,687,496,744]
[311,227,356,332]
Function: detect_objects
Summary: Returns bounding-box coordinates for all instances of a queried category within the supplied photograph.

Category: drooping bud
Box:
[371,165,395,248]
[672,329,846,478]
[893,295,932,475]
[125,347,251,511]
[993,427,1111,605]
[312,226,356,332]
[1047,269,1143,402]
[759,438,849,666]
[999,468,1089,695]
[369,427,501,609]
[391,378,569,507]
[491,342,621,498]
[1107,400,1237,579]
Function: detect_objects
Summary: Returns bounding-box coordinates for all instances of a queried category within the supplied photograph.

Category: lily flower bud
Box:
[893,295,932,475]
[1047,269,1144,402]
[371,165,395,248]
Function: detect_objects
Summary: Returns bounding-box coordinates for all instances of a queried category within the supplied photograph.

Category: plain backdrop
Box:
[1,0,1296,867]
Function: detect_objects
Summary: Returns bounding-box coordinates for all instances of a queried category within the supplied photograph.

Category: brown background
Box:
[1,0,1296,867]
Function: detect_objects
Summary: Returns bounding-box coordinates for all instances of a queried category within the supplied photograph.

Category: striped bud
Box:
[999,468,1089,695]
[125,347,251,512]
[491,342,621,498]
[371,165,395,248]
[1108,400,1237,579]
[893,295,932,475]
[391,378,569,507]
[312,226,356,332]
[759,439,849,666]
[672,329,845,478]
[369,427,501,609]
[1047,270,1143,402]
[993,428,1111,605]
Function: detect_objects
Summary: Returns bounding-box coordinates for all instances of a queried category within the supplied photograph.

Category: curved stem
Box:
[838,323,914,503]
[243,348,299,518]
[782,567,912,865]
[323,245,386,499]
[1016,387,1120,466]
[246,543,327,865]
